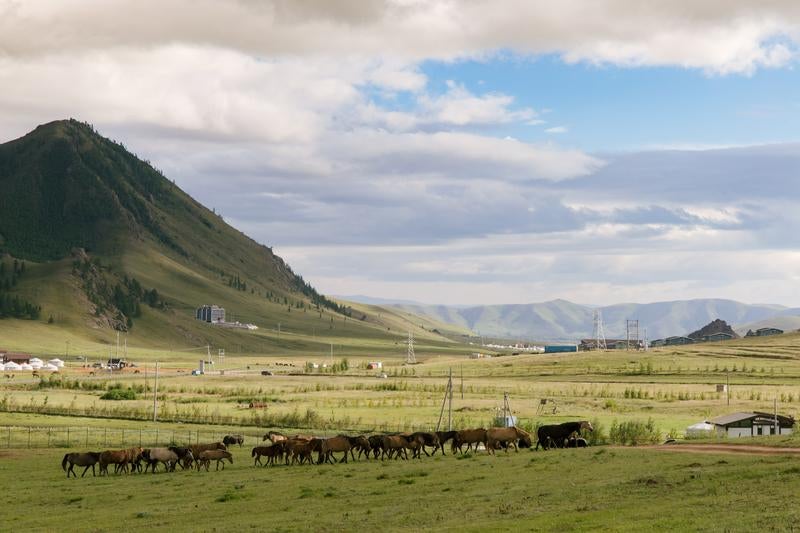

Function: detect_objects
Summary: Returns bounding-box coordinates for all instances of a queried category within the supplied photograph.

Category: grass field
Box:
[3,445,800,531]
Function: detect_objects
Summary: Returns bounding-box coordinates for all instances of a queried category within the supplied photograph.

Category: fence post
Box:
[122,429,125,446]
[171,430,175,445]
[155,428,158,444]
[66,427,70,446]
[7,427,10,448]
[104,428,107,447]
[28,427,31,448]
[48,428,51,447]
[139,428,142,446]
[85,427,89,446]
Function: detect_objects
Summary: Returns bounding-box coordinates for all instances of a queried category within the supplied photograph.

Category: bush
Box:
[608,418,661,446]
[100,388,137,400]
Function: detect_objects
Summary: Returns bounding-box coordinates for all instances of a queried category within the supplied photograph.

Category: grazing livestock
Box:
[435,431,457,455]
[263,431,285,442]
[381,435,411,460]
[188,442,227,460]
[319,435,353,464]
[252,443,285,466]
[223,434,244,447]
[409,432,440,457]
[368,435,385,459]
[453,428,487,454]
[536,421,593,451]
[168,446,196,469]
[62,452,101,478]
[197,449,233,471]
[99,448,136,475]
[143,448,181,473]
[284,438,318,465]
[566,437,588,448]
[486,427,532,454]
[347,435,372,460]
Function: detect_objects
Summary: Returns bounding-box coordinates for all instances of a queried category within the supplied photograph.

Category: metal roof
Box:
[708,411,794,427]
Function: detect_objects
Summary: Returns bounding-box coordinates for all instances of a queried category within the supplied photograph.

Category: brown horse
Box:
[188,442,227,459]
[284,438,317,465]
[263,430,286,442]
[197,449,233,471]
[368,435,385,459]
[99,448,135,475]
[319,435,352,464]
[252,443,284,466]
[453,428,487,453]
[62,452,101,478]
[486,426,532,454]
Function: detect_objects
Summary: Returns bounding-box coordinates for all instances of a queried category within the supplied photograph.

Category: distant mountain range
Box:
[340,297,800,342]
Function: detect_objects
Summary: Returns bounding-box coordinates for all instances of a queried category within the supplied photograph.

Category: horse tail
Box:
[62,454,70,471]
[251,448,257,457]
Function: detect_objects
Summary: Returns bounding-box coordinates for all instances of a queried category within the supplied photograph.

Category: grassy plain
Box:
[3,445,800,531]
[4,331,800,438]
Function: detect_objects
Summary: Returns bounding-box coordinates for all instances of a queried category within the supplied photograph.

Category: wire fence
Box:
[0,425,270,450]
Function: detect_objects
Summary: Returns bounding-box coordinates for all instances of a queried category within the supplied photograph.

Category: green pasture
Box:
[2,445,800,531]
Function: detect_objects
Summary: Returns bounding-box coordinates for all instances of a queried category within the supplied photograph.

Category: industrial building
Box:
[196,305,226,323]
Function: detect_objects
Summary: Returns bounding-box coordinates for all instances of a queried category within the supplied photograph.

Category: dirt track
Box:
[645,444,800,455]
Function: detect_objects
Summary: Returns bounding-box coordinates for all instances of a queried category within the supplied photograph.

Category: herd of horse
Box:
[60,422,593,477]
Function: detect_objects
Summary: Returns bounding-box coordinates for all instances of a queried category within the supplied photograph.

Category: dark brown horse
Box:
[435,431,457,455]
[62,452,101,478]
[223,434,244,447]
[252,443,285,466]
[196,449,233,471]
[536,421,593,450]
[409,432,440,457]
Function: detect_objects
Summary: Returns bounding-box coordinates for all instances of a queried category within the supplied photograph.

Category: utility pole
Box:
[278,323,281,340]
[153,361,159,422]
[774,396,778,435]
[726,373,730,406]
[330,343,333,367]
[65,340,70,360]
[461,364,464,400]
[448,367,453,431]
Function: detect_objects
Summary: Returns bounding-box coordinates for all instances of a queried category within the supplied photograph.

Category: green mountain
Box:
[0,120,468,356]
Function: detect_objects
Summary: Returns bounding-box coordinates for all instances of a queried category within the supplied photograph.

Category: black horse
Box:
[223,434,244,447]
[536,421,593,450]
[566,437,588,448]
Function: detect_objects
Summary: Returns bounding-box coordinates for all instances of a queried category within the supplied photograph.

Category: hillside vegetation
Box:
[0,120,470,356]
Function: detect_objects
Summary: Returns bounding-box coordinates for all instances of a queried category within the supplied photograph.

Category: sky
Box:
[2,1,800,306]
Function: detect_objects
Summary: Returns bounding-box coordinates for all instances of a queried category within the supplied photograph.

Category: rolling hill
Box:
[0,119,469,357]
[383,298,796,342]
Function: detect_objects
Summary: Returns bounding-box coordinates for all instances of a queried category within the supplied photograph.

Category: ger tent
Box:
[4,362,21,371]
[686,422,716,438]
[48,359,65,368]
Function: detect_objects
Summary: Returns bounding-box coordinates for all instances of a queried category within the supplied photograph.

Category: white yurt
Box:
[685,422,716,438]
[42,363,59,371]
[20,363,33,370]
[48,358,65,368]
[4,361,21,371]
[0,362,5,371]
[29,357,43,365]
[30,361,43,370]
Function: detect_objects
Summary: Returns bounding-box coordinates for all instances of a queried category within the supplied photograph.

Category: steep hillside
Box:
[0,120,462,356]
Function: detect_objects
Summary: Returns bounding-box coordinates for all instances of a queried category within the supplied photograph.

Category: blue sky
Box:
[416,56,800,151]
[2,1,800,306]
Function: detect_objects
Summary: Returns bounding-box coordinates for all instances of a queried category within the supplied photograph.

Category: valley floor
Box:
[2,444,800,531]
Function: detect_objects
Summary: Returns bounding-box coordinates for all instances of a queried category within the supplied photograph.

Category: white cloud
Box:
[545,126,568,134]
[2,1,799,74]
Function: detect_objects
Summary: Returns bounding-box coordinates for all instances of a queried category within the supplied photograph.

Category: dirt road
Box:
[645,443,800,455]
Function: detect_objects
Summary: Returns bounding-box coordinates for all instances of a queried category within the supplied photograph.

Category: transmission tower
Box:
[406,331,416,364]
[592,310,607,351]
[626,319,640,351]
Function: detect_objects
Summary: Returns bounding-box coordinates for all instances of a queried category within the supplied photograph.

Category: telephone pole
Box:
[153,361,160,422]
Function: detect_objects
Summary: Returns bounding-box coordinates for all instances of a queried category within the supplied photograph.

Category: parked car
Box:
[261,370,273,376]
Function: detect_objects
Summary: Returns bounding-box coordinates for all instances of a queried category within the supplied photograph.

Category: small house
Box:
[106,358,128,369]
[706,411,794,438]
[367,361,383,370]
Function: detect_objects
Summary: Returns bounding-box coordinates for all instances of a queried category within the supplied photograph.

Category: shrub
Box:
[100,388,137,400]
[608,418,661,445]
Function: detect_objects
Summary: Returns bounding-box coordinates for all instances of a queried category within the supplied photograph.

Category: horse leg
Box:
[81,465,91,477]
[67,464,74,478]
